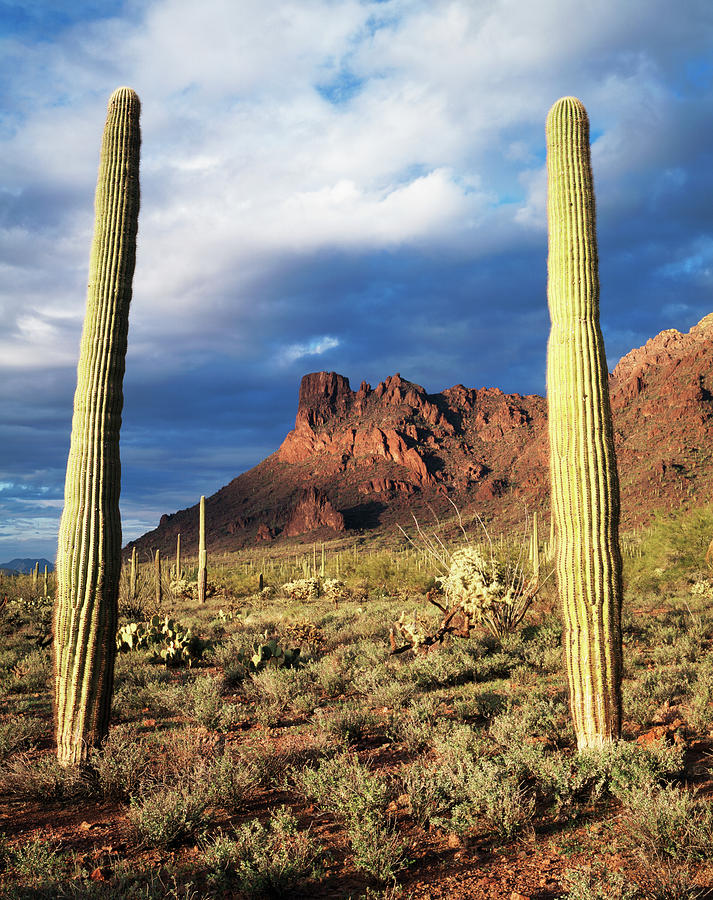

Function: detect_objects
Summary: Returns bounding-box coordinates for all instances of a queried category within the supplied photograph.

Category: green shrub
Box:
[316,702,377,745]
[128,784,210,847]
[7,649,51,694]
[402,747,534,840]
[386,710,433,752]
[247,666,316,726]
[7,835,66,883]
[1,753,89,800]
[489,690,573,748]
[205,751,258,809]
[201,806,323,896]
[688,656,713,730]
[112,679,186,720]
[619,784,713,862]
[563,864,638,900]
[90,725,153,800]
[295,753,410,881]
[430,721,488,765]
[400,759,456,828]
[191,676,223,730]
[446,759,535,839]
[575,739,684,801]
[0,716,46,759]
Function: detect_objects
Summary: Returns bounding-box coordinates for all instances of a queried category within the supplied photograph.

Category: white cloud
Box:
[278,335,341,366]
[3,0,712,372]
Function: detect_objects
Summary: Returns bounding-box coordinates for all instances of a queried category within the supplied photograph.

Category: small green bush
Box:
[1,753,89,800]
[619,783,713,862]
[7,648,51,694]
[90,725,153,800]
[205,751,258,809]
[191,676,223,730]
[201,806,323,896]
[316,702,377,745]
[563,864,638,900]
[0,715,46,759]
[128,784,210,847]
[295,753,410,881]
[8,835,66,883]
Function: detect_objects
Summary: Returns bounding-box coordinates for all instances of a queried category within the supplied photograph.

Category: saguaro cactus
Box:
[155,549,162,607]
[545,96,623,750]
[197,496,207,604]
[129,546,138,604]
[530,511,540,581]
[54,87,141,766]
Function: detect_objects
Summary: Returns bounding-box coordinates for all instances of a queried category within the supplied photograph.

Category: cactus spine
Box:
[197,496,207,604]
[53,87,141,766]
[545,96,623,750]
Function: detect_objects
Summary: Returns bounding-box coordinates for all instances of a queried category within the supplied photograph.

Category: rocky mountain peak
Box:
[297,372,354,427]
[128,316,713,556]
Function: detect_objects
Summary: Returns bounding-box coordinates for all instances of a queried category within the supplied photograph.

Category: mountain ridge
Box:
[127,315,713,558]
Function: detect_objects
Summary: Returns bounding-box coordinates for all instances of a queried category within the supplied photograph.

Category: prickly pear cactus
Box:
[545,96,623,750]
[53,88,141,766]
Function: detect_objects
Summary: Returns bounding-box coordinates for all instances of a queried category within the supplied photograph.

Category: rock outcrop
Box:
[284,488,345,536]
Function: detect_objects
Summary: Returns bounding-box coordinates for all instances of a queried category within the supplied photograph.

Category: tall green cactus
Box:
[53,87,141,766]
[155,549,163,607]
[129,545,138,604]
[545,96,623,750]
[197,496,207,604]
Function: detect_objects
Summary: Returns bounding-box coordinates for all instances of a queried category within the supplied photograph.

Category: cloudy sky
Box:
[2,0,713,562]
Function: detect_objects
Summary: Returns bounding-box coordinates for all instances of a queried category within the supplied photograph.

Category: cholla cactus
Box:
[438,547,515,616]
[321,577,348,605]
[281,578,321,601]
[691,578,713,601]
[437,546,534,638]
[392,507,544,653]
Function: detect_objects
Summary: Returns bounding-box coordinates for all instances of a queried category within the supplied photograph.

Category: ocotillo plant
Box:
[545,96,623,750]
[53,87,141,766]
[197,496,207,604]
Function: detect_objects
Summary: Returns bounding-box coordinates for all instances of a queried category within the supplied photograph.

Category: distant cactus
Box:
[545,96,623,749]
[129,546,138,605]
[530,511,540,580]
[155,549,162,607]
[175,533,181,579]
[53,88,141,766]
[197,496,207,604]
